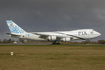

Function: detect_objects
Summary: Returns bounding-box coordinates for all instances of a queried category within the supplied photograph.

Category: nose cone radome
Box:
[96,31,101,37]
[98,32,101,36]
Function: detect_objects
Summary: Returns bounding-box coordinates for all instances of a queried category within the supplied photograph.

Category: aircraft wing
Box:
[35,33,48,39]
[66,34,85,40]
[32,32,85,40]
[58,32,86,40]
[32,32,61,39]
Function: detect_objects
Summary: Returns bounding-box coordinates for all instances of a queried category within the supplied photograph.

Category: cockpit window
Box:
[90,31,94,34]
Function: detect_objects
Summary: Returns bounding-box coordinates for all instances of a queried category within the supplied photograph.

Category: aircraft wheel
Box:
[52,42,60,45]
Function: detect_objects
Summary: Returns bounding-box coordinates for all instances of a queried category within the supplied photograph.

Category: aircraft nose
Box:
[96,32,101,36]
[98,32,101,36]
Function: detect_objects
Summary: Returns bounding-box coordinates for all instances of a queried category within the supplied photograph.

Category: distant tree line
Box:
[0,39,15,44]
[0,39,36,44]
[0,39,105,44]
[61,40,105,44]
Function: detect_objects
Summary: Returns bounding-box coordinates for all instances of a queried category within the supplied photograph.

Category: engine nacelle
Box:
[47,36,57,41]
[61,38,71,42]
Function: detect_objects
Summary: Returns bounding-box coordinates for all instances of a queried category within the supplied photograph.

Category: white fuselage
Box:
[17,29,101,41]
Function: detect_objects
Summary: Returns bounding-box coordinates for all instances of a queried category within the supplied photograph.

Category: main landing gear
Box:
[52,41,60,45]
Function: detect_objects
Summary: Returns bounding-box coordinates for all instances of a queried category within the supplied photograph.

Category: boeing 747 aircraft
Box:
[6,20,101,44]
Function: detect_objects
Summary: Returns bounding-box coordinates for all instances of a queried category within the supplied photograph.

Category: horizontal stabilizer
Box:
[6,33,21,37]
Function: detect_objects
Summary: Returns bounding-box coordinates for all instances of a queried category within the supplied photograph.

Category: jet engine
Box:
[61,38,71,42]
[47,36,57,41]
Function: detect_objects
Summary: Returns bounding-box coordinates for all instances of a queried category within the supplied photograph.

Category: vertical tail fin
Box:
[6,20,26,34]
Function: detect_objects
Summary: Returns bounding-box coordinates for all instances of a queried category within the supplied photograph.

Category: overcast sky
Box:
[0,0,105,41]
